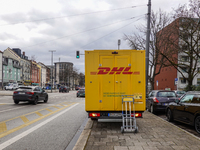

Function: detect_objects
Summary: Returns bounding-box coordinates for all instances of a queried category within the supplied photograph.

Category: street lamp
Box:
[49,50,56,93]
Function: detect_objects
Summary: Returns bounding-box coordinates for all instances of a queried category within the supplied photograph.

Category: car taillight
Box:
[89,113,100,117]
[64,88,66,90]
[26,92,34,95]
[13,91,18,94]
[153,97,159,103]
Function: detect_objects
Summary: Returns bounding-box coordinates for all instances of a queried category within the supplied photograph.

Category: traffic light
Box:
[76,51,80,59]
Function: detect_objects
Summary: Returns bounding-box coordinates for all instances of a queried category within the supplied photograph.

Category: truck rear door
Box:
[99,55,131,111]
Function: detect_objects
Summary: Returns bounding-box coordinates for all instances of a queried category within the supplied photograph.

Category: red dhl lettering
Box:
[90,67,140,75]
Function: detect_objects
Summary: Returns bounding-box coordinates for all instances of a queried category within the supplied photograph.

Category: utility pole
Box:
[145,0,151,94]
[49,50,56,93]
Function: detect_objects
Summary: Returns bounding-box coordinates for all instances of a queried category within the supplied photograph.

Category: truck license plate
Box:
[108,113,122,117]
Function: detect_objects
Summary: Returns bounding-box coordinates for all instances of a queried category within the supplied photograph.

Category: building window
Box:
[180,78,187,84]
[198,68,200,73]
[181,56,189,62]
[197,78,200,85]
[180,67,188,73]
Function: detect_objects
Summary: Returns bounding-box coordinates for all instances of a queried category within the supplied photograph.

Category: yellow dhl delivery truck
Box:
[85,49,146,119]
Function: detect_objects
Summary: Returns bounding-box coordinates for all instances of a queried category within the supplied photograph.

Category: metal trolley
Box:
[121,95,138,133]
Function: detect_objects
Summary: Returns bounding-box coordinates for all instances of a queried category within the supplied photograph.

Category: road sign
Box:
[175,78,178,81]
[156,80,158,86]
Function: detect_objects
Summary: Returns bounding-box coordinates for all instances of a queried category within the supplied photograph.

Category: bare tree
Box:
[124,9,172,90]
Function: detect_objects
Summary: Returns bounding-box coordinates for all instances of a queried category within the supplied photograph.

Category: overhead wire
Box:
[0,5,146,26]
[21,14,146,49]
[79,16,145,49]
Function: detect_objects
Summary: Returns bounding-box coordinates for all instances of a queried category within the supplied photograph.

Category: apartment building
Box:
[154,17,200,90]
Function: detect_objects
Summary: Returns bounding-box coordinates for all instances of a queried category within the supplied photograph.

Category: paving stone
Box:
[114,146,128,150]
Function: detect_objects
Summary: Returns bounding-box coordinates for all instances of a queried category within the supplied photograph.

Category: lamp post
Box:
[49,50,56,93]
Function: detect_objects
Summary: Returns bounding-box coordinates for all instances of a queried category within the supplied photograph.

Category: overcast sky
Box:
[0,0,189,73]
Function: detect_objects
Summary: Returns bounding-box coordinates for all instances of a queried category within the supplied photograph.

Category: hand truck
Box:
[121,95,138,133]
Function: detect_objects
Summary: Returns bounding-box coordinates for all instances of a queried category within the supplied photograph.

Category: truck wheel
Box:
[134,126,138,133]
[14,100,19,104]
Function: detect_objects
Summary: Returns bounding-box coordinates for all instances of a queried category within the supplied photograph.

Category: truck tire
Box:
[14,100,19,104]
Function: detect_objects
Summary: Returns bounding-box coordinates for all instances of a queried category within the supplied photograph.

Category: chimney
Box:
[23,52,25,56]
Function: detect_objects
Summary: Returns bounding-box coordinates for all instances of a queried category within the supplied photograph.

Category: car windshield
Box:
[157,92,176,97]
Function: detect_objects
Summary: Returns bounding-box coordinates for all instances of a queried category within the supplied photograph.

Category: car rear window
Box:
[157,92,176,97]
[18,87,32,91]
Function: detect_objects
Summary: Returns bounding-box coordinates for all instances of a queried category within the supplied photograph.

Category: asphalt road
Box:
[0,91,87,150]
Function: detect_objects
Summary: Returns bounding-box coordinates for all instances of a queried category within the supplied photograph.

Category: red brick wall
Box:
[154,18,180,90]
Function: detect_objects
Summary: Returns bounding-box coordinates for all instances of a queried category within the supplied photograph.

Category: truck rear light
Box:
[89,113,100,117]
[131,113,142,117]
[26,92,34,95]
[153,97,159,103]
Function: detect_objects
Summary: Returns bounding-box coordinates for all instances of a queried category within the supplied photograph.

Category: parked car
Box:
[174,90,186,98]
[166,91,200,134]
[77,88,85,97]
[146,90,178,113]
[59,86,69,93]
[5,83,18,90]
[13,86,48,105]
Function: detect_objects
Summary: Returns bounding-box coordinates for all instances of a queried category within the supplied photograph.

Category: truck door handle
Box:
[116,81,118,83]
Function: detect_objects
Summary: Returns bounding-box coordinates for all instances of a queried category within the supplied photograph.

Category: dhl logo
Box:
[90,67,140,75]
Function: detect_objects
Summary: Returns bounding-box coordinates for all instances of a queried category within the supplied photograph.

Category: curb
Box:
[73,119,93,150]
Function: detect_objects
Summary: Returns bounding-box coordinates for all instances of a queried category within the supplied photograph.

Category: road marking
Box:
[20,116,29,123]
[0,103,78,150]
[35,112,43,117]
[45,108,53,112]
[0,123,7,134]
[0,106,29,113]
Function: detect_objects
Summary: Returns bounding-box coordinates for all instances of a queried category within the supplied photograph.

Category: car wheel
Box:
[150,105,155,114]
[14,100,19,104]
[33,97,38,105]
[166,108,173,122]
[195,116,200,134]
[44,95,48,103]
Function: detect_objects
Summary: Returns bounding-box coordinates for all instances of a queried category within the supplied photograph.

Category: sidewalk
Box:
[74,111,200,150]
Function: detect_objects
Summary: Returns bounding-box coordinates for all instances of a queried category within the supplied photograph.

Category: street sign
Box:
[156,80,158,86]
[175,78,178,85]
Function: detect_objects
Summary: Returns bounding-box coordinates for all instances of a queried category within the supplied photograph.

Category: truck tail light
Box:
[26,92,34,95]
[89,113,100,117]
[131,113,142,118]
[153,97,159,103]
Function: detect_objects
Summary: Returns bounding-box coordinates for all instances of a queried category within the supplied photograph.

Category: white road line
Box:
[0,106,29,113]
[0,103,79,150]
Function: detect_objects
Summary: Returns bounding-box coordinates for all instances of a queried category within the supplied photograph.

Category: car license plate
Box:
[108,113,122,117]
[163,103,168,106]
[19,92,24,94]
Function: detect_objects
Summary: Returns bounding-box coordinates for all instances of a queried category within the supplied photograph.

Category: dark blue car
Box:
[146,90,178,113]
